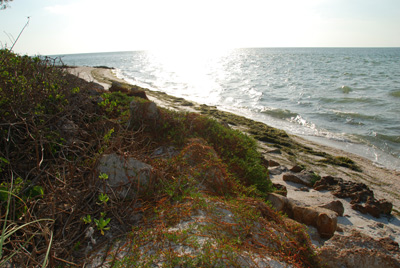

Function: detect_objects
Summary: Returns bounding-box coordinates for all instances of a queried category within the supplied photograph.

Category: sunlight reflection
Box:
[148,47,233,103]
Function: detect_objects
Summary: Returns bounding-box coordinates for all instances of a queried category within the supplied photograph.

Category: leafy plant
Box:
[97,193,109,205]
[82,215,92,225]
[99,172,109,180]
[94,213,111,235]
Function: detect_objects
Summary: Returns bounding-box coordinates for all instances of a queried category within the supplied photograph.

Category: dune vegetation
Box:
[0,49,325,267]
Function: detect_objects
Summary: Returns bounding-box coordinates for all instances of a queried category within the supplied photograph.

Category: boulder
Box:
[314,176,392,218]
[266,193,290,213]
[282,170,316,187]
[318,231,400,268]
[319,200,345,216]
[351,196,393,218]
[267,194,337,238]
[128,99,160,130]
[97,153,153,199]
[290,165,303,173]
[272,183,287,197]
[292,206,337,238]
[110,81,149,99]
[268,159,280,167]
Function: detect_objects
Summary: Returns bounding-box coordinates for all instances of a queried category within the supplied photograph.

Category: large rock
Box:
[97,153,153,199]
[128,99,160,130]
[267,193,338,238]
[352,196,393,218]
[314,176,392,217]
[318,231,400,268]
[110,81,149,99]
[282,170,318,187]
[292,206,337,238]
[319,200,345,216]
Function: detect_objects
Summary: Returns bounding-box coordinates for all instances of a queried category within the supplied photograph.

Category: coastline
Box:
[69,66,400,245]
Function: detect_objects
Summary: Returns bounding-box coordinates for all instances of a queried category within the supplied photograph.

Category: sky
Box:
[0,0,399,55]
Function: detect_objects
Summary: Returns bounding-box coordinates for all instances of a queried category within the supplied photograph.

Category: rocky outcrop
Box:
[282,170,319,187]
[318,231,400,268]
[292,206,337,239]
[97,153,153,199]
[319,200,345,217]
[110,81,149,99]
[128,99,160,130]
[266,193,337,238]
[314,176,392,217]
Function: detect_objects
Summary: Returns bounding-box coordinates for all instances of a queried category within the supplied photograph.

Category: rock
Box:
[267,194,337,238]
[109,81,126,92]
[318,231,400,268]
[267,148,281,154]
[268,166,288,175]
[319,200,345,216]
[314,176,393,218]
[352,196,393,218]
[127,86,149,100]
[266,193,290,213]
[268,159,280,167]
[292,206,337,238]
[97,153,153,199]
[290,165,303,173]
[272,183,287,197]
[110,81,149,99]
[150,146,178,159]
[128,99,160,130]
[282,170,316,187]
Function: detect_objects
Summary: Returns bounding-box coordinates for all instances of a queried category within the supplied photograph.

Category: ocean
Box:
[56,48,400,170]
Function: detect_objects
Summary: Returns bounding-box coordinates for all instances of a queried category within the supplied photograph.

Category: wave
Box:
[332,110,377,121]
[320,97,375,104]
[260,107,298,120]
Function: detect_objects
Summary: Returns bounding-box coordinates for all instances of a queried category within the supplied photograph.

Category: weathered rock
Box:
[268,159,280,167]
[352,196,393,218]
[266,193,290,213]
[150,146,178,159]
[292,206,337,238]
[128,99,160,130]
[318,231,400,268]
[110,81,149,99]
[319,200,345,216]
[268,166,288,175]
[267,193,337,238]
[97,153,153,199]
[314,176,393,218]
[109,81,126,92]
[272,183,287,197]
[282,170,315,187]
[290,165,303,173]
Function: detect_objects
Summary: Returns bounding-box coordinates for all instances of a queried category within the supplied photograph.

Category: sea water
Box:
[56,48,400,170]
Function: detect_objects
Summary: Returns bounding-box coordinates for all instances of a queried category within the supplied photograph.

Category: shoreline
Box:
[68,66,400,245]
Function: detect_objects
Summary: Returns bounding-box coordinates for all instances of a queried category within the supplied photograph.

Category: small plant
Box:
[99,172,109,180]
[82,215,92,224]
[94,212,111,235]
[97,193,109,205]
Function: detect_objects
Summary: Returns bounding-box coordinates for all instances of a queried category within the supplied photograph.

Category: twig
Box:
[9,17,30,52]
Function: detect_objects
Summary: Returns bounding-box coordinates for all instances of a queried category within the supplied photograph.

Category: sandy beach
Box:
[68,66,400,246]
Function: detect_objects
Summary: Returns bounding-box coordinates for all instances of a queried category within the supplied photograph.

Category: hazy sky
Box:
[1,0,399,55]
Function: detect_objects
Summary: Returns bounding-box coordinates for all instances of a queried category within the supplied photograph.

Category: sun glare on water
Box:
[147,46,233,102]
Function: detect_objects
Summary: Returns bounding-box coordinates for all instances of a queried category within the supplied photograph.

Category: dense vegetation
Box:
[0,50,321,267]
